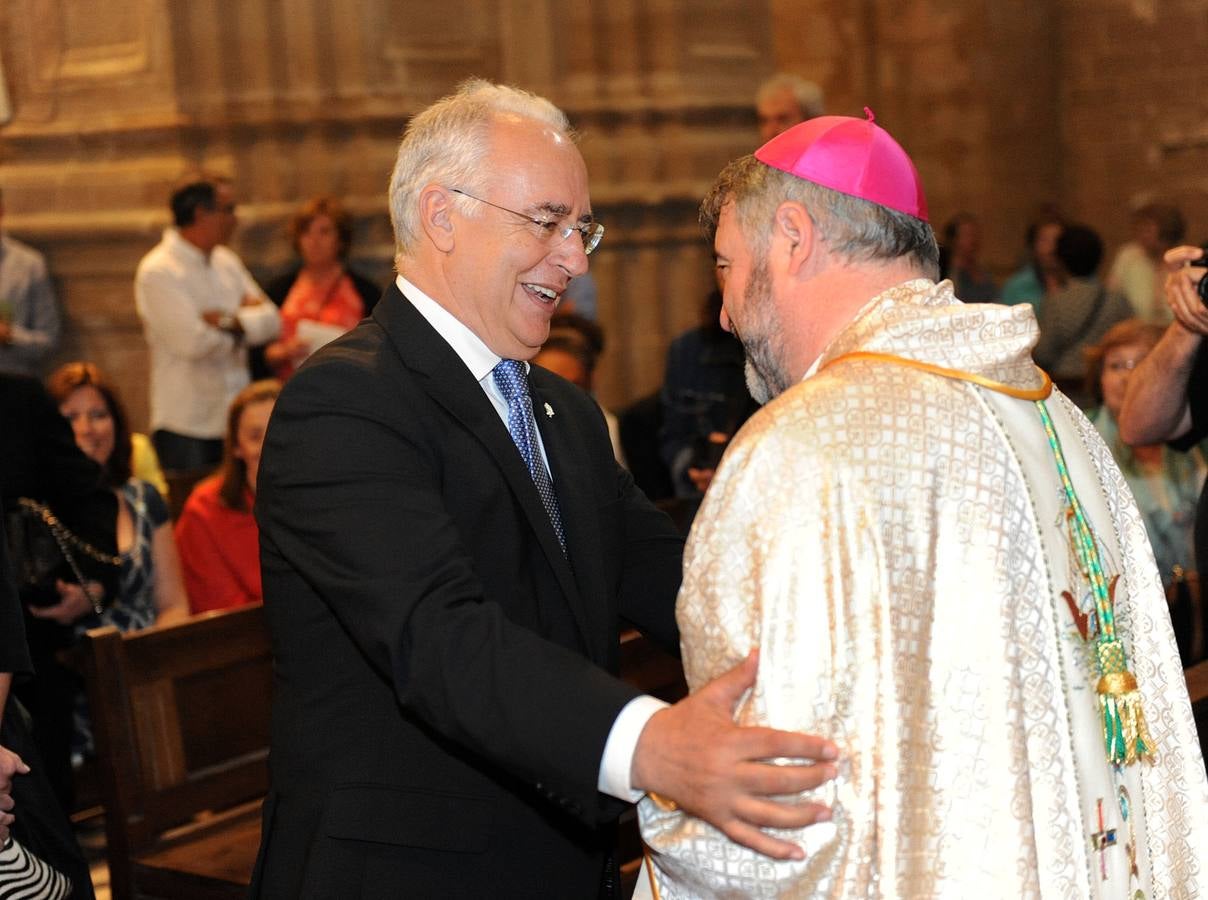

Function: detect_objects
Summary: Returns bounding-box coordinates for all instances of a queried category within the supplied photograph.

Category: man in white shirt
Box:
[135,175,279,473]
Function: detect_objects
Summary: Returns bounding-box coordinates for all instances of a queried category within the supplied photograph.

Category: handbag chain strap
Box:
[17,498,122,567]
[17,497,119,616]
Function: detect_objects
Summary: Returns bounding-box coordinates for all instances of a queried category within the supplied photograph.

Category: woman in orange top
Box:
[261,196,379,380]
[175,379,280,613]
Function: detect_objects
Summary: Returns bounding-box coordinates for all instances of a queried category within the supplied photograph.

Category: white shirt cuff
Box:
[597,694,668,802]
[236,302,281,346]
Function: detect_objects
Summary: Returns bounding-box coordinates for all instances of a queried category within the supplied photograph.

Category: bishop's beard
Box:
[731,256,791,405]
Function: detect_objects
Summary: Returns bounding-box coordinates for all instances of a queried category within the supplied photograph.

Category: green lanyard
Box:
[1036,400,1154,766]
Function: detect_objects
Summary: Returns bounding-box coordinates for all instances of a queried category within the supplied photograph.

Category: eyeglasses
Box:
[1104,359,1142,374]
[449,188,604,255]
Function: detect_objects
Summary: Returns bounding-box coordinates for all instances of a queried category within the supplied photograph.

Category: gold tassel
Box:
[1097,669,1156,765]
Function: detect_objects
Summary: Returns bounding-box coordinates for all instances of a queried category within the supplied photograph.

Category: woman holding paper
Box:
[262,196,379,380]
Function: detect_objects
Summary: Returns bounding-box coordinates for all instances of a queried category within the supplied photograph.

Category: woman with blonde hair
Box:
[175,379,281,613]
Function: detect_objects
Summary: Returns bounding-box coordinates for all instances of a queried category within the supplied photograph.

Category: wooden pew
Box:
[81,604,271,900]
[82,608,685,898]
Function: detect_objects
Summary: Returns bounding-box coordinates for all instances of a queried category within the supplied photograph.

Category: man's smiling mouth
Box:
[523,283,560,303]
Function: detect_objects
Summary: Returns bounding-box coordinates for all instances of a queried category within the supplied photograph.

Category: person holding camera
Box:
[1119,245,1208,571]
[1118,244,1208,669]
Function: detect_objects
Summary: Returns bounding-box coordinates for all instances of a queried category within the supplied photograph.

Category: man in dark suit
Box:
[251,79,837,899]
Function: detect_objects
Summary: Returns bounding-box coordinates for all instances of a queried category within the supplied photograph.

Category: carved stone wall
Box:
[0,1,1201,429]
[1058,0,1208,248]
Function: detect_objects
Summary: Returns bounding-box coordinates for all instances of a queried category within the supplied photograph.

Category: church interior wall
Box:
[0,0,1204,427]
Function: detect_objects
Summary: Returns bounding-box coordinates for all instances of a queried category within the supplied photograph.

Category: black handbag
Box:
[4,499,118,612]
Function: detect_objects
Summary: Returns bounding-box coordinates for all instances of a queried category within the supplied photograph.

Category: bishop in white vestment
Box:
[637,114,1208,898]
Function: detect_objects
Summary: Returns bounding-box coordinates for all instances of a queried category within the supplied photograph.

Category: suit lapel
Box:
[529,375,608,660]
[374,286,587,639]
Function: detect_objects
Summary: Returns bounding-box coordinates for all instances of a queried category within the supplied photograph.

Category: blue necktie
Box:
[493,359,566,552]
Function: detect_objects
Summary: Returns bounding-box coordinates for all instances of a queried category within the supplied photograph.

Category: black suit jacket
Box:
[251,284,683,899]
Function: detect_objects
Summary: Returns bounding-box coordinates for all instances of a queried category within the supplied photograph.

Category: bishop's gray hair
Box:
[700,154,939,277]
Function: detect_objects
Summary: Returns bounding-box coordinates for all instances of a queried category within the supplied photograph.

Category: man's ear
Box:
[772,201,816,276]
[418,185,456,253]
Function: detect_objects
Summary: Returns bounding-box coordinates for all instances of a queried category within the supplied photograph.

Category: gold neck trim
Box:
[819,350,1053,401]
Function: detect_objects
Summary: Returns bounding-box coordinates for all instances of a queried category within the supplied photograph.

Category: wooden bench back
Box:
[81,604,271,897]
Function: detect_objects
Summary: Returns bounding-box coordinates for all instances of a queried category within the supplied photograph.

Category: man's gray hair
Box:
[700,154,939,277]
[388,78,572,264]
[755,74,825,120]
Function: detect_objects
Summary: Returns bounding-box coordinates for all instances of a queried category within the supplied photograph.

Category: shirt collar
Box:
[395,274,510,384]
[164,228,212,267]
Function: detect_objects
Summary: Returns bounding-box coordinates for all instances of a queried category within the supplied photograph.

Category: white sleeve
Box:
[135,266,232,360]
[596,694,667,801]
[236,301,281,347]
[229,254,279,347]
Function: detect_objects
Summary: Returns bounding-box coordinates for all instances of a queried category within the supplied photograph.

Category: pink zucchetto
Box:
[754,108,929,222]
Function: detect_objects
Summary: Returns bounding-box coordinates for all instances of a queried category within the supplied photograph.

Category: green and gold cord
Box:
[1036,401,1154,765]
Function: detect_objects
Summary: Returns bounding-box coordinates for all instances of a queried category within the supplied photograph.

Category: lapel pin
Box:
[544,402,555,418]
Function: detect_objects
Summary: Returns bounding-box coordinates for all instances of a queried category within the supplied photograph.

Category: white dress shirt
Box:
[397,274,665,802]
[135,228,279,438]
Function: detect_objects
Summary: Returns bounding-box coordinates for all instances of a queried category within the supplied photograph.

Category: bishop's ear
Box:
[772,201,816,274]
[418,185,456,252]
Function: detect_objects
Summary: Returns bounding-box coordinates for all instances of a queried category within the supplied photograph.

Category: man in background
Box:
[135,175,279,475]
[755,73,824,142]
[0,188,60,377]
[1106,202,1186,324]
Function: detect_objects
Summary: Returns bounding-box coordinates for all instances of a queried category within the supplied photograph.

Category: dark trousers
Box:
[151,430,223,474]
[13,618,79,814]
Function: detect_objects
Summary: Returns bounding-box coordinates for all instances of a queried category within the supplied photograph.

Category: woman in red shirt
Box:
[175,379,280,613]
[261,196,379,380]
